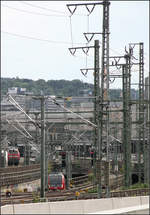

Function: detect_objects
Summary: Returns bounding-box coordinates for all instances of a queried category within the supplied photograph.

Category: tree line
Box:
[1,77,138,100]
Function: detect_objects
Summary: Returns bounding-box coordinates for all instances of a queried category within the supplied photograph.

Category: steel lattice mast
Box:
[122,53,132,187]
[138,43,145,183]
[93,40,101,197]
[100,0,110,197]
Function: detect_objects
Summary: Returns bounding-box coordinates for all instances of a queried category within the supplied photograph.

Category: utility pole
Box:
[24,95,30,166]
[45,126,49,191]
[148,73,150,185]
[33,95,46,198]
[66,151,72,189]
[101,0,110,197]
[93,40,101,198]
[67,0,110,198]
[138,43,145,183]
[122,52,132,187]
[40,96,45,198]
[34,113,40,147]
[145,75,150,184]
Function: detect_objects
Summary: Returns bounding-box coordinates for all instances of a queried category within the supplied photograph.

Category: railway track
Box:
[0,164,40,174]
[1,165,149,207]
[0,164,40,186]
[1,188,149,206]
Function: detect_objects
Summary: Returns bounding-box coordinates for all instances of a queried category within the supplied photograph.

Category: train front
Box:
[48,173,65,190]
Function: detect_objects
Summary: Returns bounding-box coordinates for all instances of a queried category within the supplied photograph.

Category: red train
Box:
[8,148,20,166]
[48,173,65,190]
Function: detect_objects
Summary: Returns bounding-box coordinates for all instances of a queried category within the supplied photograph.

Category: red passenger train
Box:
[8,148,20,166]
[48,173,65,190]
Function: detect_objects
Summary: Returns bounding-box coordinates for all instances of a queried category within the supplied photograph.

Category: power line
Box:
[20,1,88,17]
[69,16,73,48]
[2,5,127,57]
[2,3,87,17]
[2,4,67,17]
[20,1,67,14]
[2,31,84,45]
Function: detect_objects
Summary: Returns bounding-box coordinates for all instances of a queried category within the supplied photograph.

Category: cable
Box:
[85,14,90,76]
[20,1,67,14]
[48,96,97,128]
[21,1,87,17]
[2,6,126,57]
[2,31,84,45]
[69,16,73,48]
[7,94,37,126]
[2,3,87,17]
[6,118,33,140]
[2,4,67,17]
[15,119,33,139]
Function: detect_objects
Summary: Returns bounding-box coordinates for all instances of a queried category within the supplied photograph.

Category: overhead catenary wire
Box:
[2,31,85,46]
[63,130,87,147]
[2,4,125,56]
[85,14,90,76]
[48,96,97,128]
[2,4,68,17]
[20,1,67,15]
[6,118,34,140]
[2,3,88,18]
[15,119,33,139]
[2,3,148,65]
[69,16,73,48]
[7,94,38,127]
[20,1,88,16]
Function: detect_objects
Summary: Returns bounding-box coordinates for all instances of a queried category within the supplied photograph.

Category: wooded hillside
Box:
[1,77,138,99]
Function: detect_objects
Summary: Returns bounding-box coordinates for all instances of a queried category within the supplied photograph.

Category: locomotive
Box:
[48,173,65,190]
[8,147,20,166]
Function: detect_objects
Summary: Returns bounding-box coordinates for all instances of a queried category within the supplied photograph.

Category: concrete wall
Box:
[1,196,149,214]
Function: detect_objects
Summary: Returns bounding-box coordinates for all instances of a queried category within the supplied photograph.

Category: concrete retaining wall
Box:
[1,196,149,214]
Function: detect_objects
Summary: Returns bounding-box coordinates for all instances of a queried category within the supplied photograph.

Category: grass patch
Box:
[121,183,149,190]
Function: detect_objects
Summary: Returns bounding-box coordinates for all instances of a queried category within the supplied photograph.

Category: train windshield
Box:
[49,174,62,186]
[9,149,18,154]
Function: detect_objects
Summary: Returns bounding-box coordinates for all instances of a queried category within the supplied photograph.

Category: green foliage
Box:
[88,173,94,182]
[32,192,40,203]
[129,183,149,189]
[121,183,149,190]
[1,78,93,96]
[88,187,97,193]
[1,77,138,99]
[48,162,52,174]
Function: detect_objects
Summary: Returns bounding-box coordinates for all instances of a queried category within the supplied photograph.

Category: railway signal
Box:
[90,150,94,167]
[61,152,66,168]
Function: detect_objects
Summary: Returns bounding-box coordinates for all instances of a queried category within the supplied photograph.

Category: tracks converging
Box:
[0,164,40,186]
[0,164,149,206]
[1,187,149,206]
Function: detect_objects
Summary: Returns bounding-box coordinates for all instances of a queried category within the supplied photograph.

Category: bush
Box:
[121,183,149,190]
[32,192,40,203]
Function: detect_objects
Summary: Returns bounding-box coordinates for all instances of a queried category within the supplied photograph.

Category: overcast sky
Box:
[1,1,149,88]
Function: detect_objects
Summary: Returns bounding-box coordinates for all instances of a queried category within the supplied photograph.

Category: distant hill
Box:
[1,77,138,99]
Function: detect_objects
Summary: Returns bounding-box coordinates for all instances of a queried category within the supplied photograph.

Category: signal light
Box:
[90,150,94,167]
[61,152,66,167]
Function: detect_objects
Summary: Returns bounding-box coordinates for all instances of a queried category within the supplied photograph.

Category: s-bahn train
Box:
[8,147,20,166]
[48,173,65,190]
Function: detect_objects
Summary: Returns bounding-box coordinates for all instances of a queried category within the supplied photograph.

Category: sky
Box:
[1,1,149,88]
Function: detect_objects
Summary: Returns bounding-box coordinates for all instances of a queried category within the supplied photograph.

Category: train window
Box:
[49,174,62,186]
[8,149,18,154]
[13,150,18,154]
[9,150,13,153]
